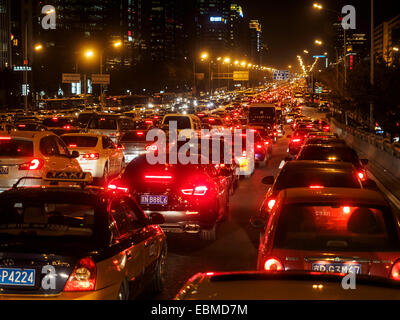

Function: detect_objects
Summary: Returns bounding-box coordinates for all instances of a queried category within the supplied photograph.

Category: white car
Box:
[0,131,82,192]
[61,133,125,181]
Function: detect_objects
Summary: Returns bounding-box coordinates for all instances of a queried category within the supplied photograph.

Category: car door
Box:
[102,136,118,174]
[53,136,81,172]
[109,198,146,288]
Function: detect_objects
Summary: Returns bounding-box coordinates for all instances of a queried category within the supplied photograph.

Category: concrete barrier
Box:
[331,118,400,180]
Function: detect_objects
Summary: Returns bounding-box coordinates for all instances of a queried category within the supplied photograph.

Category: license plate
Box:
[140,195,168,205]
[312,263,362,274]
[0,268,35,286]
[0,167,9,175]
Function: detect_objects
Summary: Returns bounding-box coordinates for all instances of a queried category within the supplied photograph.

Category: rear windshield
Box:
[120,131,148,142]
[43,118,76,128]
[0,201,95,238]
[274,205,400,251]
[88,117,118,130]
[163,116,191,130]
[275,169,361,190]
[61,136,98,148]
[16,123,41,131]
[297,147,359,163]
[0,139,33,157]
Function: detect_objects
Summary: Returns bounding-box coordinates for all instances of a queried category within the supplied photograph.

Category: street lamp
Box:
[315,40,323,46]
[34,44,43,51]
[304,50,309,54]
[84,49,94,58]
[313,3,323,10]
[113,41,122,48]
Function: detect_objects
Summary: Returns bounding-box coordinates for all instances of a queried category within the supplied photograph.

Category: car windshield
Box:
[120,131,148,142]
[0,139,33,157]
[61,136,98,148]
[274,204,400,252]
[43,117,76,128]
[297,146,359,163]
[163,116,191,130]
[97,118,118,130]
[274,168,361,190]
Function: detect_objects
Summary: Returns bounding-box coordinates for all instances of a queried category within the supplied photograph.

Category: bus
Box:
[38,96,94,110]
[248,104,276,129]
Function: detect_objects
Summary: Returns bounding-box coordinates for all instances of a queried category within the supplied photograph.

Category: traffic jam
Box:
[1,83,400,301]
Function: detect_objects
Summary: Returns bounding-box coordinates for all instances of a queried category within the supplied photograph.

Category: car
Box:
[295,144,369,174]
[42,116,81,136]
[119,130,156,163]
[86,114,137,143]
[259,161,370,215]
[287,128,318,155]
[0,122,16,133]
[304,137,346,146]
[175,271,400,300]
[161,114,202,139]
[109,153,231,241]
[61,133,125,182]
[252,187,400,280]
[0,182,167,300]
[0,131,82,192]
[15,121,47,132]
[313,119,330,131]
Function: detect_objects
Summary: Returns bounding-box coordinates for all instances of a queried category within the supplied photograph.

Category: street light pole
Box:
[370,0,375,130]
[23,21,28,111]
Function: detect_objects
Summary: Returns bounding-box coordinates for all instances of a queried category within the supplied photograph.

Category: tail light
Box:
[291,138,301,143]
[390,260,400,280]
[267,199,276,210]
[273,131,277,136]
[68,144,77,148]
[309,185,324,189]
[63,125,71,129]
[107,183,128,192]
[136,131,144,136]
[323,126,330,131]
[18,124,26,128]
[357,171,366,180]
[144,175,172,180]
[264,258,283,271]
[264,141,270,145]
[117,144,125,150]
[83,153,99,160]
[0,136,11,140]
[256,144,262,149]
[181,185,208,196]
[110,132,120,137]
[18,158,44,170]
[146,145,158,152]
[145,120,153,125]
[64,257,96,292]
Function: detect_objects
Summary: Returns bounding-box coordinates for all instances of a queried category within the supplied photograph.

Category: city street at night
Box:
[1,0,400,313]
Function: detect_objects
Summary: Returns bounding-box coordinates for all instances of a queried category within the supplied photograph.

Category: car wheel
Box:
[117,278,130,300]
[200,224,217,241]
[149,246,167,293]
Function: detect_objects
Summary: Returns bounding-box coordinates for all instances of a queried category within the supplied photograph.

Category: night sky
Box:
[245,0,398,69]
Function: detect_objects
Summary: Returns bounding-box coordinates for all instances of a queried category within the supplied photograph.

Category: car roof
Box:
[280,187,387,206]
[0,131,54,139]
[61,133,103,138]
[177,271,400,300]
[283,160,355,170]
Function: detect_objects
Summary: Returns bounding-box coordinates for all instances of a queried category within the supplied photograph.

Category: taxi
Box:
[0,131,82,192]
[61,133,125,182]
[0,178,167,300]
[175,271,400,300]
[252,187,400,280]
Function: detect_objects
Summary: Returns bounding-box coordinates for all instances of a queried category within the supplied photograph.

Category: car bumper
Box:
[143,210,217,233]
[0,283,120,300]
[78,159,105,178]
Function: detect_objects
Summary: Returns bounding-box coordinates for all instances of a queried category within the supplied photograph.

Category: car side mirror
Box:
[70,150,79,158]
[149,212,165,225]
[261,176,274,185]
[250,215,266,229]
[360,159,369,166]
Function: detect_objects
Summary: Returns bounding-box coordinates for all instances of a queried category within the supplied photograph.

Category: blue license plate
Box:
[0,268,35,286]
[312,263,362,274]
[140,195,168,205]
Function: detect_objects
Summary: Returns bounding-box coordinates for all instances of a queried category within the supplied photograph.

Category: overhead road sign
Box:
[62,73,80,83]
[91,74,110,85]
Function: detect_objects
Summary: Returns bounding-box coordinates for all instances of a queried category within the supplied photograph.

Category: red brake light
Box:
[181,185,208,196]
[390,260,400,280]
[256,144,262,149]
[357,172,366,180]
[267,199,276,210]
[136,131,144,136]
[68,144,77,148]
[146,145,158,152]
[64,257,96,292]
[145,175,172,180]
[145,120,153,124]
[0,136,11,140]
[264,258,283,271]
[107,183,128,192]
[264,141,270,145]
[18,158,44,170]
[83,153,99,160]
[291,138,301,143]
[309,185,324,189]
[63,125,71,129]
[18,124,26,128]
